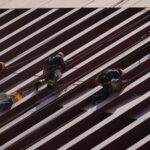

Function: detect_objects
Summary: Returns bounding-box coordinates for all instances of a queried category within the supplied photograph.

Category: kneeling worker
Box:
[34,52,66,90]
[92,68,127,105]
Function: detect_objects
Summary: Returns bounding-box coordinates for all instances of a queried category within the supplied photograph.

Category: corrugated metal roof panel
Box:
[0,8,149,149]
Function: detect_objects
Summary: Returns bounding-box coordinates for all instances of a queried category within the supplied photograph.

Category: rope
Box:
[5,53,43,70]
[3,9,149,71]
[129,67,150,83]
[67,13,150,68]
[2,8,107,71]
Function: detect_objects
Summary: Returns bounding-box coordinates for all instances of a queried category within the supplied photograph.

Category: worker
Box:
[0,92,23,111]
[92,68,126,105]
[95,68,124,90]
[34,52,66,90]
[0,62,5,72]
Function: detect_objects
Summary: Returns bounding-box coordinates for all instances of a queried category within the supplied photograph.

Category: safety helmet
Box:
[0,62,5,71]
[57,52,64,58]
[11,91,23,102]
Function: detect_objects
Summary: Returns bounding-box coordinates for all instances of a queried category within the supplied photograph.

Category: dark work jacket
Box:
[98,69,121,83]
[44,56,66,72]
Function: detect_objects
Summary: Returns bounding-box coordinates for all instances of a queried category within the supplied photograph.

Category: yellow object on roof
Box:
[12,92,23,101]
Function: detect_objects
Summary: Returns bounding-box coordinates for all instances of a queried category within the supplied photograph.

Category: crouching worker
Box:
[0,92,23,111]
[34,52,66,91]
[92,68,127,105]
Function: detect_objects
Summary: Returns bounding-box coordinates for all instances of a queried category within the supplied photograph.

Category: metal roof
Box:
[0,8,150,149]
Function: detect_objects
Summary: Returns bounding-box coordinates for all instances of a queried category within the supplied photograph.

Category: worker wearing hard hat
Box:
[34,52,66,90]
[92,68,126,105]
[95,68,124,91]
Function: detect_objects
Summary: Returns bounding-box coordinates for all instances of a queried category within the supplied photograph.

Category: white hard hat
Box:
[57,52,64,58]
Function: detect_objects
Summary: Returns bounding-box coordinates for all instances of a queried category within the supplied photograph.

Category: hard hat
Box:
[11,91,23,102]
[57,52,64,58]
[0,62,5,71]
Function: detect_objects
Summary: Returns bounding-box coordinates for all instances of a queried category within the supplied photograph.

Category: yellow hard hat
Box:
[12,91,23,102]
[0,62,5,71]
[57,52,64,58]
